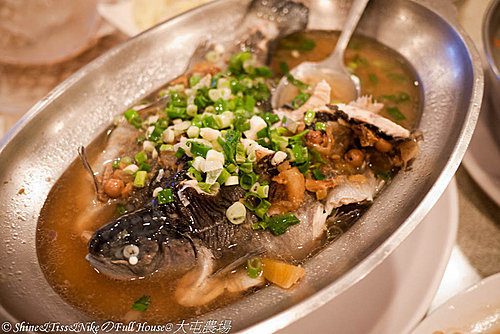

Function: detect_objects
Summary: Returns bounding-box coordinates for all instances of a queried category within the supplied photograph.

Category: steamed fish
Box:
[83,0,420,309]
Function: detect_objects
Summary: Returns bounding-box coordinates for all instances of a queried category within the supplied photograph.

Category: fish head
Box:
[86,213,166,280]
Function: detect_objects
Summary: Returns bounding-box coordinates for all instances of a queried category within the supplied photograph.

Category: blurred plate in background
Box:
[98,0,215,37]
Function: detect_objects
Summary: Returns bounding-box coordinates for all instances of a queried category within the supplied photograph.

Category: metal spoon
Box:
[272,0,369,108]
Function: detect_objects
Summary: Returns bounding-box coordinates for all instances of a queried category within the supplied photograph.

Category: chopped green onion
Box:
[347,61,358,70]
[186,104,198,117]
[304,110,315,125]
[189,75,201,88]
[255,199,271,219]
[247,150,257,163]
[228,51,252,75]
[347,40,361,50]
[236,143,246,163]
[256,127,268,139]
[175,147,185,159]
[124,109,143,129]
[187,167,202,182]
[312,168,325,180]
[247,258,262,278]
[226,163,237,173]
[160,144,174,152]
[262,113,280,126]
[225,175,239,186]
[115,203,127,217]
[266,212,300,235]
[386,107,406,120]
[148,126,164,142]
[188,141,212,158]
[226,201,246,225]
[368,73,379,85]
[387,73,407,83]
[112,159,120,169]
[288,129,309,142]
[239,162,253,174]
[124,109,139,121]
[121,156,133,165]
[139,163,150,172]
[133,171,147,188]
[280,62,309,91]
[135,151,148,165]
[378,94,396,102]
[309,148,327,164]
[290,143,308,164]
[217,168,231,185]
[374,170,391,180]
[131,296,151,312]
[292,92,310,109]
[198,182,219,193]
[244,192,261,211]
[397,92,410,102]
[257,185,269,198]
[315,122,326,131]
[279,36,316,51]
[240,172,257,190]
[157,188,174,205]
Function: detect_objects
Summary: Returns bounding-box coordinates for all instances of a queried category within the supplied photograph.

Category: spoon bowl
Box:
[272,0,369,108]
[272,61,360,107]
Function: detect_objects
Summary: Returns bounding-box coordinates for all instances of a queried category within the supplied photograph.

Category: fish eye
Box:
[123,244,140,265]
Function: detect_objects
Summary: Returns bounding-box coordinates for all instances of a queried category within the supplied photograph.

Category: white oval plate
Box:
[412,272,500,334]
[279,178,459,334]
[462,91,500,207]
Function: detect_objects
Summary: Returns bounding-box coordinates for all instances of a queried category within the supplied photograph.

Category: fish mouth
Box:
[85,253,138,280]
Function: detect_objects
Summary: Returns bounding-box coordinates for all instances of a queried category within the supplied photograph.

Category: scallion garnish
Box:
[157,188,174,205]
[312,168,325,180]
[115,203,127,217]
[255,199,271,219]
[131,296,151,312]
[239,162,253,174]
[133,171,147,188]
[304,110,315,125]
[247,258,262,278]
[188,141,212,158]
[187,167,202,182]
[217,168,231,185]
[139,163,151,172]
[240,172,257,190]
[266,212,300,236]
[135,151,148,165]
[368,73,379,85]
[315,122,326,131]
[226,201,246,225]
[292,92,310,109]
[386,106,406,120]
[112,159,120,169]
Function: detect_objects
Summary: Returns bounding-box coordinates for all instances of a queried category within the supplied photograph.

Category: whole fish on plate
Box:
[83,0,421,308]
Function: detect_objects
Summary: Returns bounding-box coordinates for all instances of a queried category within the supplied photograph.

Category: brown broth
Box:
[37,133,245,323]
[37,30,421,323]
[271,30,421,129]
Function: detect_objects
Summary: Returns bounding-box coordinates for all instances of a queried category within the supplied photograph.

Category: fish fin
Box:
[167,227,199,260]
[174,247,226,307]
[78,146,100,195]
[326,202,371,242]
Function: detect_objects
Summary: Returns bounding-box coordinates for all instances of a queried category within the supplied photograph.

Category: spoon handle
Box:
[323,0,370,67]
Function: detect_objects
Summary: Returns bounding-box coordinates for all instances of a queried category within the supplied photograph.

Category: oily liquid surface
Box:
[37,31,421,323]
[272,30,421,129]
